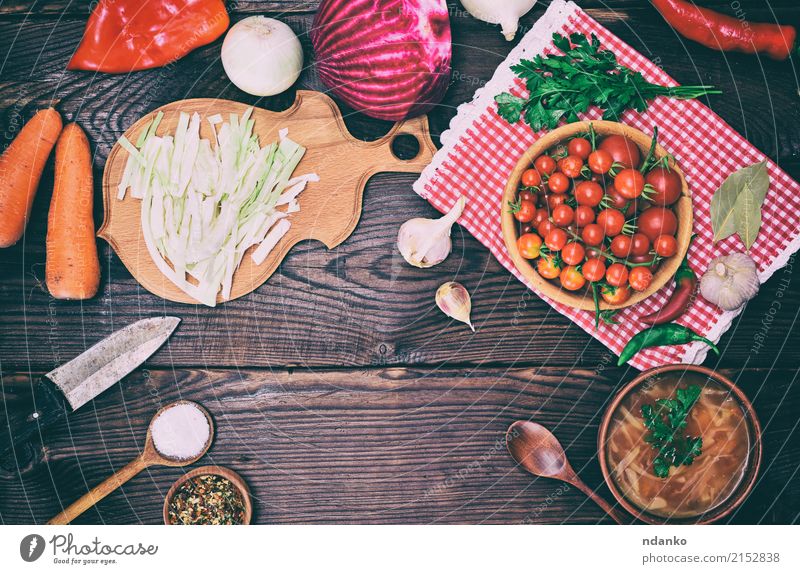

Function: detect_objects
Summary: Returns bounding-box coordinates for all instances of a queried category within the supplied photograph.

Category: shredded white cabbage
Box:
[117,108,317,307]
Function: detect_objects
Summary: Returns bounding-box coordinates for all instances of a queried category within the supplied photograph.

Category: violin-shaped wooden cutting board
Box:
[99,90,436,305]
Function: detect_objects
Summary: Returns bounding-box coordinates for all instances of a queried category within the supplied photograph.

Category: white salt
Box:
[151,402,211,460]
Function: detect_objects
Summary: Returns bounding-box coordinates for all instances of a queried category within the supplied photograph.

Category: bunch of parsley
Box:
[641,384,704,478]
[495,33,720,131]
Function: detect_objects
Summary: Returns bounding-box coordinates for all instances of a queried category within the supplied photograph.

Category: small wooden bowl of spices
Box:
[164,465,252,525]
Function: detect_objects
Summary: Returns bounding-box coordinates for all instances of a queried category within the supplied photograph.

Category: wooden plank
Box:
[2,171,800,371]
[0,366,796,524]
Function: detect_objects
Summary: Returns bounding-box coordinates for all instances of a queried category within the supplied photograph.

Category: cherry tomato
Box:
[605,263,629,288]
[575,205,595,228]
[532,208,549,227]
[605,184,636,217]
[517,233,542,259]
[518,189,536,203]
[552,204,574,227]
[637,207,678,242]
[630,233,651,256]
[654,234,678,258]
[586,246,607,262]
[601,284,631,305]
[559,265,586,291]
[645,166,682,206]
[582,258,606,282]
[558,155,584,179]
[581,223,605,246]
[610,234,633,258]
[534,155,557,175]
[545,228,568,251]
[537,254,561,279]
[596,208,625,237]
[547,193,567,210]
[599,135,641,169]
[614,168,646,199]
[588,149,614,174]
[513,200,536,223]
[537,219,556,239]
[568,137,592,160]
[574,181,604,207]
[547,172,570,194]
[629,266,654,292]
[628,252,658,265]
[520,224,534,234]
[521,168,542,188]
[561,242,586,266]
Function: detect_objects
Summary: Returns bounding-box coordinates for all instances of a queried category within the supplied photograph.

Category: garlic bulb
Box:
[221,16,303,97]
[700,252,760,311]
[397,196,465,268]
[459,0,538,41]
[436,281,475,331]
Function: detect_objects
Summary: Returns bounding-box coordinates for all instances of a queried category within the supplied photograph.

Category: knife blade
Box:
[0,316,180,458]
[46,316,180,410]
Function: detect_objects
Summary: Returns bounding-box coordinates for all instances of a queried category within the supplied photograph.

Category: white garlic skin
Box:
[700,252,760,311]
[397,219,453,268]
[459,0,538,41]
[436,281,475,331]
[397,196,465,268]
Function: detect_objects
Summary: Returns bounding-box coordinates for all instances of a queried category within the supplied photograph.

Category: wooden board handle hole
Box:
[390,133,422,162]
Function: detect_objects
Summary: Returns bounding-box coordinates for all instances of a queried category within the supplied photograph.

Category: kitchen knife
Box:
[0,316,180,458]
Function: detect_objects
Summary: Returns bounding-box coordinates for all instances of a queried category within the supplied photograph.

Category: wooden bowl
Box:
[163,465,253,525]
[501,121,693,310]
[597,365,762,524]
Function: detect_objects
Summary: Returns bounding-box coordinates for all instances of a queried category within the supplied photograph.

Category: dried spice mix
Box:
[167,474,246,525]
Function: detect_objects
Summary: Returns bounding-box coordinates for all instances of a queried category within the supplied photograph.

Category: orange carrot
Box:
[46,123,100,300]
[0,108,63,247]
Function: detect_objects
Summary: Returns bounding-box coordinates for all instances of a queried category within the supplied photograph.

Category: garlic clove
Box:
[397,196,465,268]
[435,281,475,331]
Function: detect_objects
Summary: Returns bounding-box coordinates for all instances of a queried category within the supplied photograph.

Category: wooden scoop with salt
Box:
[49,400,214,525]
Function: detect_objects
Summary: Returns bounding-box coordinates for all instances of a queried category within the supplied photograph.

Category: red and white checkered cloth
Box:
[413,0,800,370]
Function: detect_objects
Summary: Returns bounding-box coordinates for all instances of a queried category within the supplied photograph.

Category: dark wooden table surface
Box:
[1,0,799,525]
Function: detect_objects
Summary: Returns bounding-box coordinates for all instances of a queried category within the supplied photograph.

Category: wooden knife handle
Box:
[0,377,70,460]
[48,453,149,525]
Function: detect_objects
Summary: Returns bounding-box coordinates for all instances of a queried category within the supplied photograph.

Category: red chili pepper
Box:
[651,0,797,61]
[68,0,229,73]
[640,250,696,325]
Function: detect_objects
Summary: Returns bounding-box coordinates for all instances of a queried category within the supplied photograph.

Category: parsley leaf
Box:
[495,93,526,124]
[494,33,720,131]
[640,384,704,479]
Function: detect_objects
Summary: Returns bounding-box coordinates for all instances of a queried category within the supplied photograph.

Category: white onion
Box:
[460,0,538,41]
[221,16,303,97]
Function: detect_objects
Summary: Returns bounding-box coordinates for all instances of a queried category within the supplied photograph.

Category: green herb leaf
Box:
[710,161,770,248]
[495,33,720,132]
[495,93,527,124]
[640,384,704,479]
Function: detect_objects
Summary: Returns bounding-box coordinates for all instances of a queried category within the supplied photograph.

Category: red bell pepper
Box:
[68,0,229,73]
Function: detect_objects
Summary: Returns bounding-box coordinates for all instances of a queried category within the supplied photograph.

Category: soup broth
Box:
[606,371,751,519]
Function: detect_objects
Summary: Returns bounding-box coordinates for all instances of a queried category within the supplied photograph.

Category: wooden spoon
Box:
[48,400,214,525]
[506,420,629,524]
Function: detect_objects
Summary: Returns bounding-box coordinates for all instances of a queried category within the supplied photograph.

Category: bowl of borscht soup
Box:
[598,365,762,524]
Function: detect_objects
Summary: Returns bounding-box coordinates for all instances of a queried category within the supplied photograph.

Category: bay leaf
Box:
[734,186,762,250]
[710,161,769,245]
